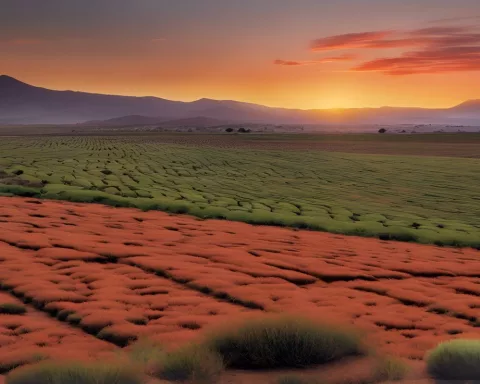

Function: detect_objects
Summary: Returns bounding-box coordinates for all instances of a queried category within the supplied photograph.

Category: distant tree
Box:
[225,128,234,133]
[378,128,387,134]
[238,128,250,133]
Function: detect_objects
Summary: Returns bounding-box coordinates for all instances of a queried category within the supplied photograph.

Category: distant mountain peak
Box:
[0,74,17,80]
[0,75,32,89]
[451,99,480,111]
[191,98,222,105]
[1,74,22,82]
[455,99,480,107]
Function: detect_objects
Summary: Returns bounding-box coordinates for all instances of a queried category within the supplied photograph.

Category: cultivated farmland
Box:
[0,197,478,371]
[0,135,479,248]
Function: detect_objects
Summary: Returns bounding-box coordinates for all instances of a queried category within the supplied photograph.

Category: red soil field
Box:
[0,196,478,373]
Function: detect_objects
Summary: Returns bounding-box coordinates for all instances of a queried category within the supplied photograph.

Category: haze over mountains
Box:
[83,115,232,128]
[1,75,479,126]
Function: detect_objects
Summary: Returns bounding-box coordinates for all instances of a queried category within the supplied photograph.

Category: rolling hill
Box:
[1,75,479,125]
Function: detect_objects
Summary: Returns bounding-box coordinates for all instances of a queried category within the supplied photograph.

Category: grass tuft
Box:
[371,356,409,382]
[426,339,480,381]
[153,344,224,383]
[127,337,163,373]
[6,361,142,384]
[205,315,364,369]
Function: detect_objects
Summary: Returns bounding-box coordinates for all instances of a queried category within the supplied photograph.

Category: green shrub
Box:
[127,338,163,373]
[372,357,409,382]
[426,339,480,381]
[6,361,142,384]
[0,184,40,197]
[153,345,224,383]
[206,316,364,369]
[55,190,134,208]
[0,303,27,315]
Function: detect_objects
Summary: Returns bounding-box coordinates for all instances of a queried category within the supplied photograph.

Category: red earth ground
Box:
[0,197,479,381]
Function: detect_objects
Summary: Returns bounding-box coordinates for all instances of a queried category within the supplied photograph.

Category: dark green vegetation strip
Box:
[0,136,479,248]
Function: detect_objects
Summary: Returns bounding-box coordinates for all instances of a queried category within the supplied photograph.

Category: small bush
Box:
[153,345,224,383]
[372,357,409,382]
[6,361,142,384]
[0,303,27,315]
[426,339,480,381]
[128,338,163,370]
[206,316,364,369]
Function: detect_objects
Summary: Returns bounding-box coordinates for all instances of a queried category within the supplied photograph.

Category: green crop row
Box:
[0,136,479,248]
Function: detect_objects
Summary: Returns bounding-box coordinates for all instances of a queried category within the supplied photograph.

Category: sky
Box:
[1,0,480,109]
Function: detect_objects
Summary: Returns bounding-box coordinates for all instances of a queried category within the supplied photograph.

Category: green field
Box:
[0,135,479,248]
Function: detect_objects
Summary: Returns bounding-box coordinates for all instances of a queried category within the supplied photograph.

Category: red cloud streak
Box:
[353,46,480,75]
[280,23,480,75]
[274,54,357,66]
[311,31,393,51]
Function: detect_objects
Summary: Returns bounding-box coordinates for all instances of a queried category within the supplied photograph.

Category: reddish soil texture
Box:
[0,292,115,373]
[0,197,479,370]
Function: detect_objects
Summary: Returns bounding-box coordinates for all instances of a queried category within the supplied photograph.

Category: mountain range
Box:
[1,75,479,126]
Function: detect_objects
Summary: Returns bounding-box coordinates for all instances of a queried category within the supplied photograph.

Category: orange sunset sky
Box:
[1,0,480,109]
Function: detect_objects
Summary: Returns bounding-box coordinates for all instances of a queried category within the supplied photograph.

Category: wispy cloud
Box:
[274,54,357,66]
[353,46,480,75]
[311,31,394,51]
[350,26,480,75]
[427,15,480,24]
[274,60,306,66]
[278,23,480,75]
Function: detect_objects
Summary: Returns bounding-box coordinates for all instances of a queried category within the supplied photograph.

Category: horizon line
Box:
[1,74,476,111]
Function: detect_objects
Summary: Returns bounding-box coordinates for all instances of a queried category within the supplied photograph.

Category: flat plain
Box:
[0,134,479,248]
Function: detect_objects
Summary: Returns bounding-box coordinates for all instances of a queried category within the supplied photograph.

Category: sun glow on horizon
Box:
[2,0,479,111]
